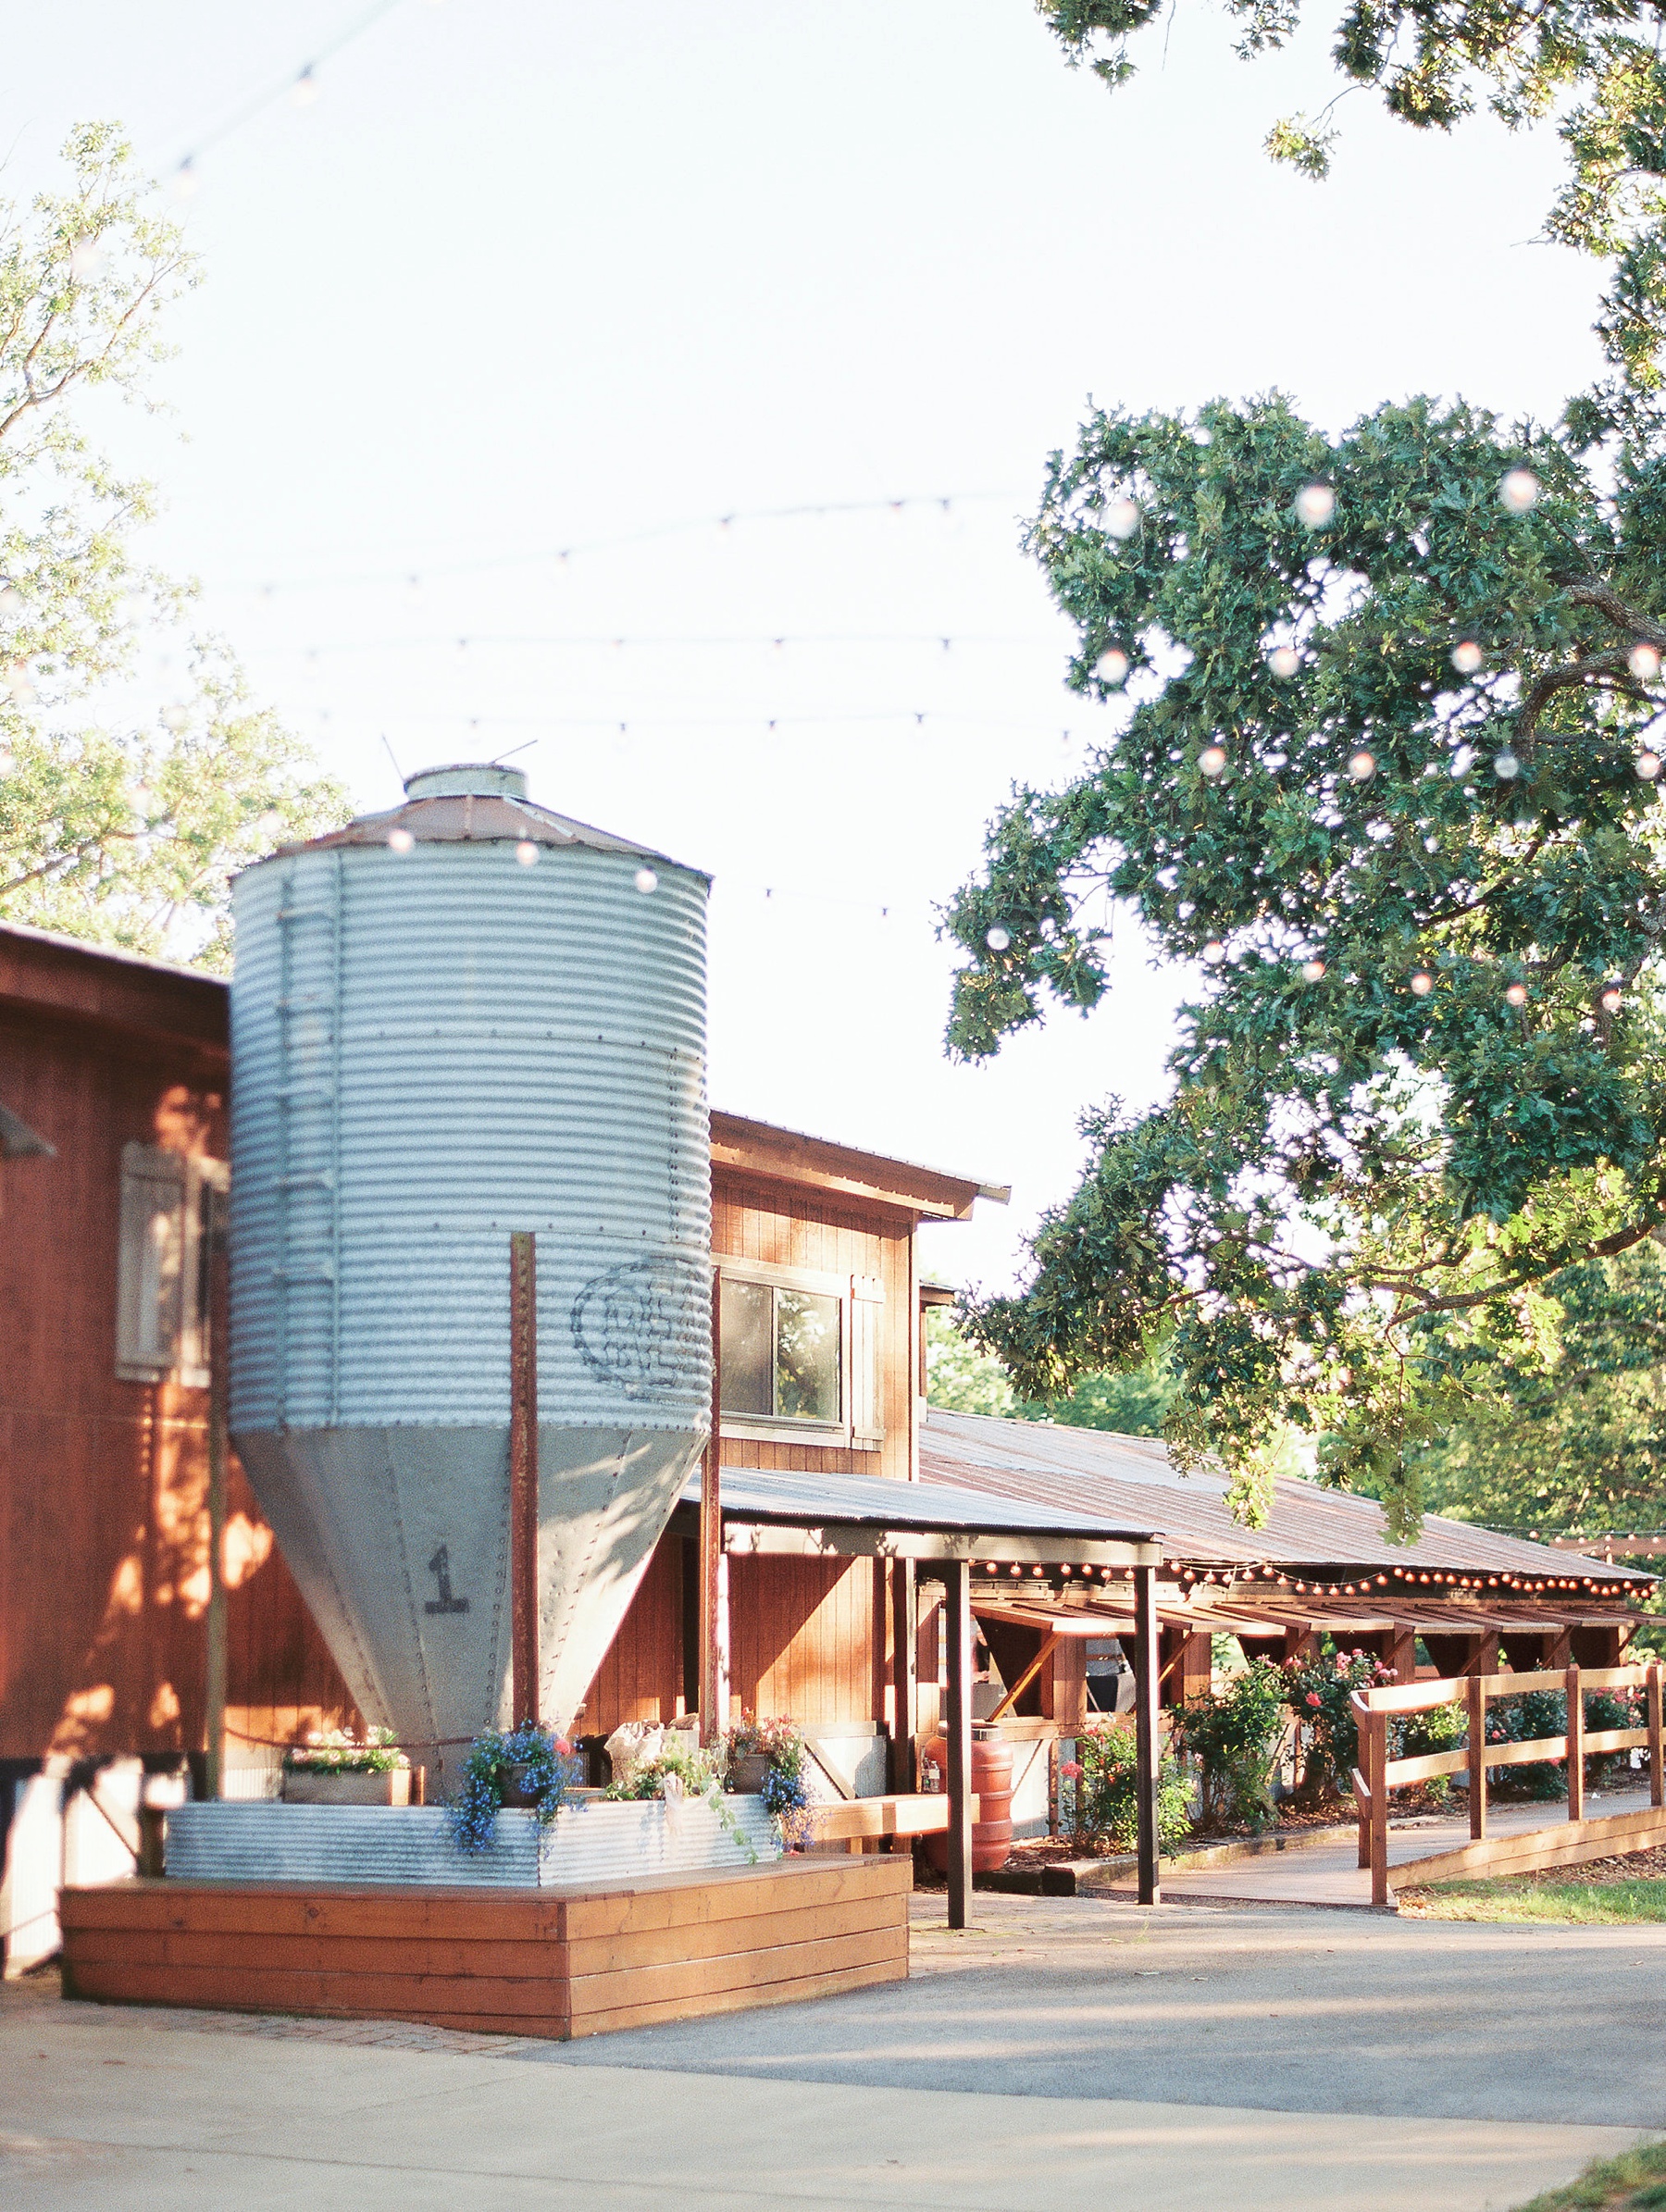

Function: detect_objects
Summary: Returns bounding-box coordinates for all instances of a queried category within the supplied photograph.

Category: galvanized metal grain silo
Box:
[229,763,711,1777]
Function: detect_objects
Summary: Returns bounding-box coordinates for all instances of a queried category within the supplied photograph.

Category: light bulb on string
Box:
[292,66,320,106]
[1300,958,1325,983]
[67,238,106,283]
[162,702,190,734]
[1498,468,1540,514]
[984,925,1011,951]
[1347,750,1375,781]
[1630,642,1661,681]
[1105,498,1140,541]
[387,827,415,854]
[1095,647,1128,686]
[1451,641,1485,676]
[1202,939,1226,965]
[170,161,197,201]
[634,868,659,895]
[1410,970,1434,996]
[515,841,539,867]
[1296,484,1336,529]
[1493,750,1521,780]
[1268,646,1299,679]
[1505,981,1528,1006]
[1199,744,1227,777]
[1601,985,1623,1013]
[1636,751,1662,780]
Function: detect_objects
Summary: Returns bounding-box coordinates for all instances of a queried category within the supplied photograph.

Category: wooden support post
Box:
[889,1561,918,1795]
[1356,1765,1370,1869]
[509,1232,540,1728]
[1649,1660,1664,1811]
[1369,1704,1389,1908]
[1133,1561,1161,1907]
[1467,1672,1486,1842]
[204,1187,229,1801]
[699,1272,723,1746]
[1565,1662,1585,1822]
[942,1560,973,1932]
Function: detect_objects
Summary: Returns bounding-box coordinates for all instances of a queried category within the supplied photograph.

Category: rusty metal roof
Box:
[920,1409,1656,1596]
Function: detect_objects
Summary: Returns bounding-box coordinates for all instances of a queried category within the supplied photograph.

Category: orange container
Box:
[921,1731,1013,1874]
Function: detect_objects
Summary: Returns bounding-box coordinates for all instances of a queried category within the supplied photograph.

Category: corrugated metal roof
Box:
[684,1461,1161,1545]
[920,1409,1657,1588]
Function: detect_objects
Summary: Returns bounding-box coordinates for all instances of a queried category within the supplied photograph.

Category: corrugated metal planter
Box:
[163,1799,778,1888]
[230,764,714,1770]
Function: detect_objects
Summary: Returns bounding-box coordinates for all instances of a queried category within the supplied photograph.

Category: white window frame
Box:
[116,1145,228,1387]
[717,1257,885,1452]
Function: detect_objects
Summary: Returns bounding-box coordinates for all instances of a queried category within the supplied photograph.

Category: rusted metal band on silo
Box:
[510,1230,539,1726]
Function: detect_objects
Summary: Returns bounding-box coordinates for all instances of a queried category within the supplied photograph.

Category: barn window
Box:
[717,1261,884,1449]
[116,1145,227,1386]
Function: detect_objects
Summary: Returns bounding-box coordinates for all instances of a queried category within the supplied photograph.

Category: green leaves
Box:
[1036,0,1666,394]
[949,391,1666,1528]
[0,127,346,963]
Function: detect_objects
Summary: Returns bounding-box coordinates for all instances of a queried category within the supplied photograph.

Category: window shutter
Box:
[850,1273,885,1450]
[116,1144,187,1382]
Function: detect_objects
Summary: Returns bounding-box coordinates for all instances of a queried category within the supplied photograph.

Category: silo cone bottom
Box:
[234,1423,704,1793]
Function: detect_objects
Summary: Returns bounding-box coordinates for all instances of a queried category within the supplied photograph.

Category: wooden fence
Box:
[1351,1660,1665,1908]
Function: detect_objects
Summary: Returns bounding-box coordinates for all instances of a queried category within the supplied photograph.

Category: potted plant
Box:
[448,1722,578,1853]
[723,1712,813,1845]
[281,1726,411,1806]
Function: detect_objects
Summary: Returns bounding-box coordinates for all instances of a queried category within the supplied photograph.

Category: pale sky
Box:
[8,2,1608,1294]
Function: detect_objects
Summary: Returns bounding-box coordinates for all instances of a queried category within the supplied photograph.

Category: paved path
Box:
[5,1890,1660,2211]
[1144,1787,1656,1908]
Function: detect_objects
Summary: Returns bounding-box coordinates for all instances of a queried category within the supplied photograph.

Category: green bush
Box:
[1394,1699,1466,1806]
[1283,1647,1393,1801]
[1064,1720,1191,1852]
[1173,1659,1287,1832]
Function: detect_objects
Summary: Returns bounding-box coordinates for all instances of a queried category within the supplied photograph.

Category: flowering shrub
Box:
[282,1725,405,1776]
[1172,1659,1287,1833]
[1069,1720,1190,1852]
[448,1722,575,1854]
[725,1712,814,1846]
[1282,1648,1394,1801]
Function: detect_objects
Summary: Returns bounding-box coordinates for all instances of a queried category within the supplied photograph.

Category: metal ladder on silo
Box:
[272,854,343,1426]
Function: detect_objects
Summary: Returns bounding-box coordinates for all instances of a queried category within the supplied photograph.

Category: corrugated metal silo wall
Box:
[229,838,711,1770]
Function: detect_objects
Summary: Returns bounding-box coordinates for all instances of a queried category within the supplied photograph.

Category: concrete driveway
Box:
[3,1892,1658,2212]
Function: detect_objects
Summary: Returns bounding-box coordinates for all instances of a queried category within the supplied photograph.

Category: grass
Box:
[1399,1875,1666,1923]
[1511,2136,1666,2210]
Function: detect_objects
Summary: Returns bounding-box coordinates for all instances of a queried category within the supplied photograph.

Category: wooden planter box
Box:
[60,1855,911,2039]
[280,1770,411,1807]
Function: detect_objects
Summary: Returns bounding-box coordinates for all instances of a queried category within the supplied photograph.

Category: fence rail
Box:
[1351,1659,1665,1907]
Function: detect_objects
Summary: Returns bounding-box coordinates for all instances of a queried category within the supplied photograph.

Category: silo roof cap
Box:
[266,761,709,879]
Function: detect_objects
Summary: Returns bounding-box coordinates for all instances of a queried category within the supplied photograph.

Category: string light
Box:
[1096,648,1129,685]
[1493,750,1521,779]
[1635,751,1662,780]
[1199,744,1227,777]
[1268,647,1299,679]
[387,827,414,853]
[291,66,320,106]
[515,840,538,866]
[1202,939,1226,964]
[1630,642,1662,681]
[1300,958,1325,983]
[633,868,658,895]
[1452,641,1485,675]
[1498,468,1540,514]
[1105,498,1140,541]
[1601,985,1623,1012]
[1296,484,1336,529]
[1410,969,1434,995]
[1347,750,1375,781]
[1505,981,1528,1006]
[984,925,1012,951]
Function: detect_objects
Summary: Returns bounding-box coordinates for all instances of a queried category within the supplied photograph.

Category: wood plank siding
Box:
[0,929,357,1766]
